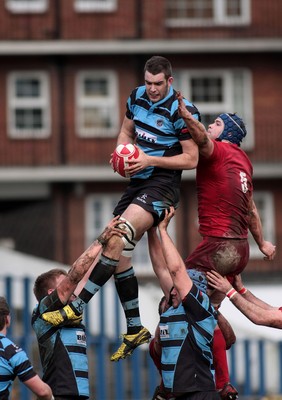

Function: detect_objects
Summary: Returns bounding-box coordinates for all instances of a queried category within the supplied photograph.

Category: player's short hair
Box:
[33,268,67,302]
[0,296,10,330]
[144,56,172,80]
[158,295,169,315]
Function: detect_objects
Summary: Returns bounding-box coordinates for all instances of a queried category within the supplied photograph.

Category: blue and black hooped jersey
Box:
[126,85,200,182]
[159,284,217,394]
[32,290,89,399]
[0,334,36,399]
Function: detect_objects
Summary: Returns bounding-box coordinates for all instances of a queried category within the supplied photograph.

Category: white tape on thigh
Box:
[118,217,137,257]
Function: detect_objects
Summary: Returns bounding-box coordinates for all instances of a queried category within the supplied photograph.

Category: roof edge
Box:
[0,38,281,55]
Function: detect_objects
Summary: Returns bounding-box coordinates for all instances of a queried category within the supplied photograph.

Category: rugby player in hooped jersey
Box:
[149,207,220,400]
[0,296,53,400]
[32,216,124,400]
[42,56,201,363]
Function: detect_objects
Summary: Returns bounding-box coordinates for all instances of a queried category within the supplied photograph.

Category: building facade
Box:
[0,0,281,280]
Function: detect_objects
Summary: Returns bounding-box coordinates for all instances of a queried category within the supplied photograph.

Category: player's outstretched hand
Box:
[158,206,175,232]
[125,147,149,176]
[260,240,276,261]
[176,91,191,119]
[206,270,232,294]
[97,215,125,245]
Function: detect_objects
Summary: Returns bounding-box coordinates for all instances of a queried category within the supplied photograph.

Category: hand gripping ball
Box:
[112,143,139,178]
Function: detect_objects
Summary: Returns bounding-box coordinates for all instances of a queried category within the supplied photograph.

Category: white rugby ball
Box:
[112,143,139,178]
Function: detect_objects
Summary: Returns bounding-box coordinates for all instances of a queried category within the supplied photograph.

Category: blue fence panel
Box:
[1,275,282,400]
[258,340,265,397]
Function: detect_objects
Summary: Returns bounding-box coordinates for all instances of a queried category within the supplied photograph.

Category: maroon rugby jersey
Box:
[196,140,253,239]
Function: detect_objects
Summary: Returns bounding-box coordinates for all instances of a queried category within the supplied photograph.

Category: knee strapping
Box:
[118,217,137,257]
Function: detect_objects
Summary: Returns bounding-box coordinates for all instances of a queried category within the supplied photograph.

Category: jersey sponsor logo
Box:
[75,299,85,313]
[136,128,157,144]
[137,193,148,204]
[240,171,248,193]
[160,324,169,338]
[76,331,86,345]
[13,344,22,353]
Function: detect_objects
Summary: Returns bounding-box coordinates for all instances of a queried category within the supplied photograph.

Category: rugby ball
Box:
[112,143,139,178]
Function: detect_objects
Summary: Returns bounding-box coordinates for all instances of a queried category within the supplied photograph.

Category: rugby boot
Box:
[110,326,151,361]
[42,304,82,326]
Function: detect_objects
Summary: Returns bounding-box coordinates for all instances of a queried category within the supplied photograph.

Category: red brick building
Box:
[0,0,281,280]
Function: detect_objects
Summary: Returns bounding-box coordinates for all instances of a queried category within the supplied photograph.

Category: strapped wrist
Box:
[238,287,248,295]
[226,288,237,300]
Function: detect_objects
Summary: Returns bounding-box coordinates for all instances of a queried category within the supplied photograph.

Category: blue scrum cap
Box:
[167,269,207,306]
[187,269,207,294]
[216,113,247,146]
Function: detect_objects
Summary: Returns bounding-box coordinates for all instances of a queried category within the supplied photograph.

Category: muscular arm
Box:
[230,294,282,328]
[126,138,198,176]
[243,290,275,310]
[24,375,53,400]
[124,103,199,175]
[207,270,282,328]
[158,208,192,299]
[147,227,173,299]
[116,116,136,145]
[144,138,198,170]
[247,197,276,260]
[177,91,214,158]
[56,216,123,304]
[73,253,101,296]
[233,274,274,310]
[247,197,264,248]
[56,243,105,305]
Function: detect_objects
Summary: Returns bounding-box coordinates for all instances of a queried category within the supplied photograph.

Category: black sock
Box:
[114,267,142,335]
[71,254,118,313]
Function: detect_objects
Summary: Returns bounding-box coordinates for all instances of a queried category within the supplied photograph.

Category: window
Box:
[7,72,50,139]
[165,0,250,27]
[249,192,275,259]
[6,0,48,13]
[76,71,119,137]
[85,194,176,276]
[74,0,117,12]
[173,68,254,150]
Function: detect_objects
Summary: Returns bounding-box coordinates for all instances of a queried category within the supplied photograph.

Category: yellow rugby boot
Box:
[110,326,151,362]
[42,304,82,326]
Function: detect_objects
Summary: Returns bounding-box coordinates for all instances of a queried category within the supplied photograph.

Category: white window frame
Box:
[7,71,51,139]
[74,0,117,12]
[173,68,254,150]
[76,70,119,138]
[6,0,48,13]
[249,191,275,259]
[165,0,250,27]
[85,193,176,276]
